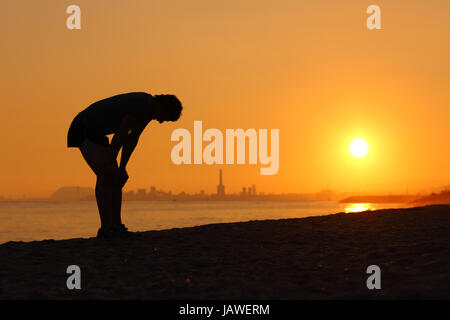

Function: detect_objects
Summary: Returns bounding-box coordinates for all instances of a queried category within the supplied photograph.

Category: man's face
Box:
[157,111,170,123]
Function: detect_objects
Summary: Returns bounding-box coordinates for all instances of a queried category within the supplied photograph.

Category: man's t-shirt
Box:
[67,92,154,147]
[79,92,154,135]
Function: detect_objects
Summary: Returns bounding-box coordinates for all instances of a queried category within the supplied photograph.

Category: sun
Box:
[350,138,369,158]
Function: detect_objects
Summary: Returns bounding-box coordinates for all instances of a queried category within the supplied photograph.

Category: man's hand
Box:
[107,114,140,162]
[119,167,129,188]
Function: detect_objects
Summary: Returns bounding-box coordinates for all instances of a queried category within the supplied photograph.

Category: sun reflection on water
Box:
[345,203,373,213]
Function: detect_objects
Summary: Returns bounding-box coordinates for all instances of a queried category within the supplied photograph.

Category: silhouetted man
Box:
[67,92,182,238]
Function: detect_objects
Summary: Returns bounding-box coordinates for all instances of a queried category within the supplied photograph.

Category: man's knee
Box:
[97,167,121,189]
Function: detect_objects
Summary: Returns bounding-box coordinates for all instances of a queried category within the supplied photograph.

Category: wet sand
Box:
[1,204,449,299]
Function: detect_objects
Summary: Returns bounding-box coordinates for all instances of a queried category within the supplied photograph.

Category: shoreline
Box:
[0,200,394,244]
[1,204,449,299]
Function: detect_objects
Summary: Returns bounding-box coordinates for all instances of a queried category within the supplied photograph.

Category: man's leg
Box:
[102,161,123,228]
[95,175,115,229]
[112,184,123,227]
[79,139,119,230]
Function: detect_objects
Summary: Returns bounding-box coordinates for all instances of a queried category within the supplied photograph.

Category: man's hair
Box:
[154,94,183,121]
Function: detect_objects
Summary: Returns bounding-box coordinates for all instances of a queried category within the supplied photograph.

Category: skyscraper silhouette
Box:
[217,169,225,196]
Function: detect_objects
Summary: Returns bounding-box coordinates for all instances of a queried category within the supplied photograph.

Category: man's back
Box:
[79,92,154,135]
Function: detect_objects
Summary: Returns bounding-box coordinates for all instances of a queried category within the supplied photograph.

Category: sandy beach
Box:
[1,204,449,299]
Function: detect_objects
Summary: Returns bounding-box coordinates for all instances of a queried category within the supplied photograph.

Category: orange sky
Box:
[1,0,449,198]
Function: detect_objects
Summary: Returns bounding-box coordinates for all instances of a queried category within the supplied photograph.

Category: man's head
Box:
[154,94,183,123]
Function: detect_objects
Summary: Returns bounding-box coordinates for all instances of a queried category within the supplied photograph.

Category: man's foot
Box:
[96,227,117,239]
[117,224,141,238]
[96,225,140,239]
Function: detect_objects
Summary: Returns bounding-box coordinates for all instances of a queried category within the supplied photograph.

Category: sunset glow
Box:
[350,138,369,158]
[0,1,449,198]
[345,203,372,213]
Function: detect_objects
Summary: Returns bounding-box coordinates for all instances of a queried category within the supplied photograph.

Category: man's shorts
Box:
[67,114,109,148]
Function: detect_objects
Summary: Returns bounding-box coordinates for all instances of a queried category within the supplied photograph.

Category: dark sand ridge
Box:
[0,205,449,299]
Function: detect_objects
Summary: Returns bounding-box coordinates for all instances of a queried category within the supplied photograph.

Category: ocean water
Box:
[0,201,406,243]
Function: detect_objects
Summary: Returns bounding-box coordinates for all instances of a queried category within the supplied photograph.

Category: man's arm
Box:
[106,114,145,166]
[106,115,135,162]
[119,126,144,170]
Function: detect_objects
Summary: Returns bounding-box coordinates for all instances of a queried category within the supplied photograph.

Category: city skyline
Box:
[1,168,449,202]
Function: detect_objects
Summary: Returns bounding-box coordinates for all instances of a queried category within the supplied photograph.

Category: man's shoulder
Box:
[90,92,150,104]
[121,91,152,98]
[108,92,153,102]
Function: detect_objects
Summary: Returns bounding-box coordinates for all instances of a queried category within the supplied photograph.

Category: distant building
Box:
[136,189,146,199]
[50,186,94,201]
[217,169,225,196]
[123,190,135,200]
